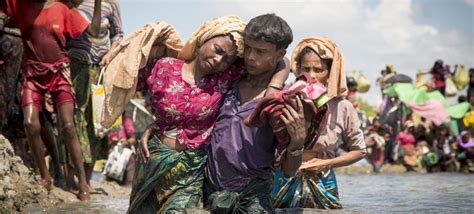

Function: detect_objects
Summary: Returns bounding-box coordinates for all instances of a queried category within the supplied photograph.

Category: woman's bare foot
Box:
[77,181,91,201]
[77,190,91,201]
[40,179,53,191]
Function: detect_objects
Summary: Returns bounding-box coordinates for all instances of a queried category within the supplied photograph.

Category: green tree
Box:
[356,97,377,119]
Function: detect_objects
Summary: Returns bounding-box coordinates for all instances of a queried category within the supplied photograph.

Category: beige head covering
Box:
[101,21,183,128]
[178,15,245,62]
[291,36,347,99]
[404,120,415,131]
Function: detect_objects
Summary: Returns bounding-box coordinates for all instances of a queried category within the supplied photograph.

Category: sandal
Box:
[77,191,91,201]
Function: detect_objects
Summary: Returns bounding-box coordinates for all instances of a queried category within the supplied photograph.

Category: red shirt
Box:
[396,131,416,147]
[1,0,88,65]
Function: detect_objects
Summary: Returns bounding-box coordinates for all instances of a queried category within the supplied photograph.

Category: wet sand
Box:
[48,180,131,203]
[0,135,130,212]
[0,135,59,212]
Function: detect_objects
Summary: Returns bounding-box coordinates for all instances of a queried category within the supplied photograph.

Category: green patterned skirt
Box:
[128,135,207,213]
[272,168,342,209]
[70,60,99,164]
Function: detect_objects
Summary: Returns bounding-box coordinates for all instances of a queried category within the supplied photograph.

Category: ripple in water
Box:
[33,173,474,213]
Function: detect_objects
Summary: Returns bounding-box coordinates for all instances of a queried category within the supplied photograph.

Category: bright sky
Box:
[119,0,474,105]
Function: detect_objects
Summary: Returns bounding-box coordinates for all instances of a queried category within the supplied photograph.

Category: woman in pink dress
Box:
[128,16,289,213]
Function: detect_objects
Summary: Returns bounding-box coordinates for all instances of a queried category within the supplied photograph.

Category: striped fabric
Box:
[273,168,343,209]
[128,135,207,213]
[67,0,123,65]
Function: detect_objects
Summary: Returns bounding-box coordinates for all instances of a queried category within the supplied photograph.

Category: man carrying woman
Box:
[203,13,307,214]
[129,15,290,213]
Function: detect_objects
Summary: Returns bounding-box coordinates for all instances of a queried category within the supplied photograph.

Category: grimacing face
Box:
[195,35,238,75]
[298,51,329,85]
[244,37,284,76]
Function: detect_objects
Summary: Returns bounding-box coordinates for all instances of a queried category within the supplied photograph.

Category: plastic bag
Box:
[91,68,122,136]
[355,71,371,93]
[103,143,133,182]
[463,111,474,128]
[453,65,469,90]
[445,76,458,97]
[415,71,428,91]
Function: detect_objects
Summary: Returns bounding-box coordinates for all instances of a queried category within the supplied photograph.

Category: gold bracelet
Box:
[288,146,304,157]
[268,82,283,90]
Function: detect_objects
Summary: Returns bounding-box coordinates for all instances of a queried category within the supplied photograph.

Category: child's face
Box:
[243,37,284,75]
[439,127,448,136]
[299,52,329,84]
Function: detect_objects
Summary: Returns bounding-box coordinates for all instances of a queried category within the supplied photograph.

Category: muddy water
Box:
[337,173,473,213]
[31,173,474,213]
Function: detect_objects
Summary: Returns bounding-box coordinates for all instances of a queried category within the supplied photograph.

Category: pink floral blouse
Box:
[143,57,245,150]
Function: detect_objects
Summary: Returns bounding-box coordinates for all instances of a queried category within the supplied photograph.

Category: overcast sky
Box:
[119,0,473,105]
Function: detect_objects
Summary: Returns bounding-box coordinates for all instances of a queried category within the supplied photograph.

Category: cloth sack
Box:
[103,143,133,182]
[453,65,469,90]
[355,71,370,93]
[444,76,458,97]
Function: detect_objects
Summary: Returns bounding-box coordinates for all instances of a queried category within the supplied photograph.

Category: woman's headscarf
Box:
[386,64,396,74]
[458,131,474,149]
[178,15,246,62]
[291,36,347,99]
[403,120,415,132]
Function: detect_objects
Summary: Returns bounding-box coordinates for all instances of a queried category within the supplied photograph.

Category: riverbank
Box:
[49,179,131,203]
[335,161,407,174]
[0,135,59,212]
[0,135,130,212]
[25,179,131,213]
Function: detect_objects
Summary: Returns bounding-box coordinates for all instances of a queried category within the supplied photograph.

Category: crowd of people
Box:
[359,63,474,174]
[0,0,472,213]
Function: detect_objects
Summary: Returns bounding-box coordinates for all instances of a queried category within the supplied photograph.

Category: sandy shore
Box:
[335,162,406,174]
[0,135,130,212]
[48,180,131,203]
[1,135,60,212]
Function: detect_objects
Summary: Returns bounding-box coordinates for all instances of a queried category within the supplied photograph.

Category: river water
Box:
[33,173,474,213]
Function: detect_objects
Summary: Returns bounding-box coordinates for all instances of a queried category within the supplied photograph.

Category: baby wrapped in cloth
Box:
[244,77,329,154]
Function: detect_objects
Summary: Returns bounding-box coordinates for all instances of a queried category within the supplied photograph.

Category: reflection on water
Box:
[28,198,129,214]
[338,173,474,213]
[28,197,128,214]
[33,173,474,213]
